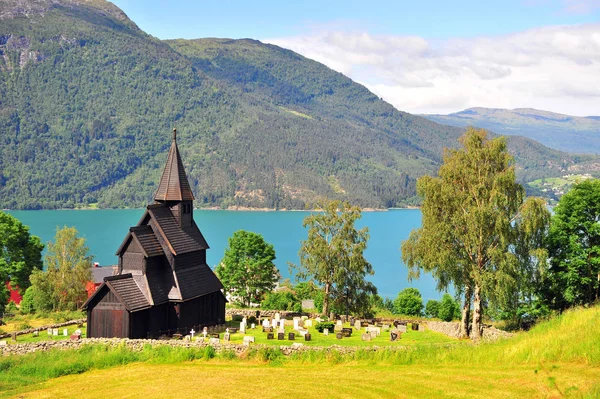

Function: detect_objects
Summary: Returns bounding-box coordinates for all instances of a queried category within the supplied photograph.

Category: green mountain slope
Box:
[0,1,598,210]
[423,107,600,154]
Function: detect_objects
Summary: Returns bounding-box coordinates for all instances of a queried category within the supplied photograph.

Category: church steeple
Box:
[154,128,195,203]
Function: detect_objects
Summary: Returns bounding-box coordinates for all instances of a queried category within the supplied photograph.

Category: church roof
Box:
[153,129,195,202]
[147,205,208,255]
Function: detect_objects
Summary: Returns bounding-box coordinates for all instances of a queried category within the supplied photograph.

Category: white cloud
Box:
[265,23,600,116]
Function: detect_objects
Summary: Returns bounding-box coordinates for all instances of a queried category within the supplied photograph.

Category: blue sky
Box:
[111,1,600,115]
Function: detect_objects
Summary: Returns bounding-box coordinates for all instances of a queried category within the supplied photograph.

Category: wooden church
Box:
[83,129,226,338]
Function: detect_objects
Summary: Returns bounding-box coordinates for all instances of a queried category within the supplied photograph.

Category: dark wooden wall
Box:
[88,288,130,338]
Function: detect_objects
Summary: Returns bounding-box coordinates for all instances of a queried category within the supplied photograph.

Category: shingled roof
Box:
[148,205,208,255]
[82,274,151,312]
[153,129,195,202]
[130,225,163,257]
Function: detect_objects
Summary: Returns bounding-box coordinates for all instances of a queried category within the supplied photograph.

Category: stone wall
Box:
[0,319,86,340]
[0,337,409,357]
[425,321,513,340]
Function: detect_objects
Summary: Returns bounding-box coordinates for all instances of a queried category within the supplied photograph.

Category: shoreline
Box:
[4,206,421,212]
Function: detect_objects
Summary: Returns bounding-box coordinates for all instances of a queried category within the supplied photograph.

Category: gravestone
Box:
[304,319,313,328]
[411,323,419,331]
[323,328,329,336]
[382,324,390,331]
[361,321,369,328]
[315,317,322,323]
[361,333,371,342]
[301,299,315,310]
[390,330,400,342]
[262,319,270,328]
[0,340,6,347]
[208,337,220,345]
[47,328,52,336]
[288,332,295,340]
[53,329,58,336]
[223,333,230,342]
[243,336,255,346]
[278,332,285,340]
[263,326,274,333]
[341,328,353,337]
[336,332,343,340]
[275,312,281,321]
[11,332,16,341]
[398,325,407,333]
[334,324,343,332]
[418,324,426,332]
[70,334,81,341]
[373,327,381,336]
[336,320,343,326]
[293,318,300,330]
[63,328,68,336]
[33,330,39,337]
[239,322,246,334]
[369,329,377,339]
[210,333,220,339]
[251,323,256,329]
[267,333,274,340]
[228,328,238,334]
[304,333,311,341]
[354,320,361,330]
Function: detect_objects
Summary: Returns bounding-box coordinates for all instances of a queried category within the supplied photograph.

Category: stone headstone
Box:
[418,324,426,332]
[315,317,322,323]
[52,329,58,336]
[336,332,343,340]
[411,323,419,331]
[278,332,285,340]
[0,340,7,347]
[251,323,256,329]
[390,330,400,342]
[263,326,274,333]
[334,324,343,332]
[47,328,52,336]
[184,335,191,341]
[342,328,353,337]
[274,312,281,321]
[323,328,329,336]
[240,322,246,334]
[223,333,230,342]
[303,319,313,328]
[382,324,390,331]
[228,327,238,334]
[369,330,377,339]
[354,320,361,330]
[336,320,343,326]
[301,299,315,310]
[298,328,308,337]
[33,330,39,337]
[361,333,371,341]
[304,333,311,341]
[63,329,68,336]
[210,333,220,339]
[361,321,369,327]
[267,332,274,340]
[10,332,16,341]
[374,327,381,336]
[243,336,255,346]
[293,318,300,330]
[288,332,295,341]
[70,334,81,341]
[262,319,270,328]
[398,325,407,333]
[209,337,220,345]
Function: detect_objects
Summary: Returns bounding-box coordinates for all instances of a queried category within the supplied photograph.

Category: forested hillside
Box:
[0,0,598,210]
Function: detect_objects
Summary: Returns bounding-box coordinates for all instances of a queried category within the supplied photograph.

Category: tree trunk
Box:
[472,283,483,340]
[322,282,331,316]
[459,285,472,339]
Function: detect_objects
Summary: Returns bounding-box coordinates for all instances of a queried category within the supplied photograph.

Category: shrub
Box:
[315,321,335,333]
[425,300,440,318]
[393,288,423,316]
[261,291,300,311]
[438,293,460,322]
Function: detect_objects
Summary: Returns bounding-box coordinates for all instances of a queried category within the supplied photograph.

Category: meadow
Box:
[1,306,599,398]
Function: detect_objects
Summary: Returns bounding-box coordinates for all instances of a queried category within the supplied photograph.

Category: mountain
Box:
[0,1,599,210]
[423,107,600,155]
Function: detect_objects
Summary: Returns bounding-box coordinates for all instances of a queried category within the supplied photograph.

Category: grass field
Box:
[1,306,599,398]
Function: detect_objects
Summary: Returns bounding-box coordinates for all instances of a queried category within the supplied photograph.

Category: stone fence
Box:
[426,321,513,340]
[0,319,86,340]
[0,337,409,357]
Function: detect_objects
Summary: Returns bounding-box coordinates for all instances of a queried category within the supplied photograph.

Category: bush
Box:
[261,291,300,311]
[438,294,460,322]
[5,301,18,315]
[425,300,440,318]
[393,288,423,316]
[315,321,335,333]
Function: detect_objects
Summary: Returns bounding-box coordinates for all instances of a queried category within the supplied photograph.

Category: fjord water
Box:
[7,209,440,301]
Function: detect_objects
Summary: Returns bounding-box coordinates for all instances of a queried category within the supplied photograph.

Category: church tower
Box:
[153,128,195,227]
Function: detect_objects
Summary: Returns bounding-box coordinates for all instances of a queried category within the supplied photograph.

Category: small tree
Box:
[294,200,375,316]
[425,299,440,318]
[543,180,600,310]
[393,287,423,316]
[215,230,278,307]
[0,211,44,298]
[438,293,460,322]
[44,226,93,311]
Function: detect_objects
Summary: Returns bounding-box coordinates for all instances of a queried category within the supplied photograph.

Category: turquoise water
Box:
[6,209,440,301]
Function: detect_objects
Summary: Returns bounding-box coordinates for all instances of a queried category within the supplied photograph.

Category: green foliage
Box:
[0,282,8,314]
[261,291,301,312]
[0,2,595,211]
[0,211,44,296]
[402,128,551,338]
[5,300,18,315]
[295,200,376,316]
[393,288,423,316]
[28,227,92,312]
[424,300,439,318]
[438,294,460,322]
[215,230,278,307]
[543,179,600,310]
[315,321,335,333]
